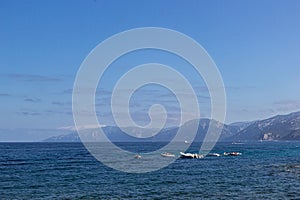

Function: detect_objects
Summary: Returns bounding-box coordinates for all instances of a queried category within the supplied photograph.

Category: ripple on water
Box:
[0,142,300,199]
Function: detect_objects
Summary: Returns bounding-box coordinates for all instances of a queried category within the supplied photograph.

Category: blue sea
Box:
[0,141,300,199]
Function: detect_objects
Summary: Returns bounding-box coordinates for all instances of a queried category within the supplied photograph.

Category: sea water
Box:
[0,141,299,199]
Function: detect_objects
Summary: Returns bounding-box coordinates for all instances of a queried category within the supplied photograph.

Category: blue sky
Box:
[1,0,300,140]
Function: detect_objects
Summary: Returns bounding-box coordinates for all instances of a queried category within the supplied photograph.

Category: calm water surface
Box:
[0,142,300,199]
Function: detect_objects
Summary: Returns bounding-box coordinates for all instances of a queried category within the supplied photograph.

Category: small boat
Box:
[161,152,176,157]
[184,140,189,144]
[207,153,221,157]
[224,152,242,156]
[134,154,142,159]
[232,142,244,145]
[230,152,242,156]
[180,152,204,159]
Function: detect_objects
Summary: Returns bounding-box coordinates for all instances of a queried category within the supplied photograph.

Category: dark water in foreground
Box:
[0,142,300,199]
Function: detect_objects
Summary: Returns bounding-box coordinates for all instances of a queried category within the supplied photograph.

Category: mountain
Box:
[231,111,300,141]
[43,132,80,142]
[43,126,179,143]
[180,119,238,142]
[229,121,255,131]
[43,111,300,142]
[43,118,233,142]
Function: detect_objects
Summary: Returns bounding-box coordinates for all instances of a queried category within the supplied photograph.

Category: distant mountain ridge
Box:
[231,111,300,141]
[43,111,300,142]
[43,118,233,143]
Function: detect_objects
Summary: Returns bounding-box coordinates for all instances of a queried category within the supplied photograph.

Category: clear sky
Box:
[1,0,300,141]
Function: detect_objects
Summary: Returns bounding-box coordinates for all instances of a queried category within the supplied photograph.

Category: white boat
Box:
[184,140,189,144]
[180,152,204,159]
[224,152,242,156]
[207,153,221,157]
[232,142,244,145]
[161,152,176,157]
[134,154,142,159]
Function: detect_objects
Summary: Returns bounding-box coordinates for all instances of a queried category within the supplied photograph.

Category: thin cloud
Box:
[44,109,73,116]
[225,85,256,91]
[0,93,10,97]
[17,111,42,116]
[274,99,300,111]
[6,73,62,82]
[24,98,42,103]
[51,101,71,106]
[52,101,65,106]
[62,89,73,94]
[63,88,112,95]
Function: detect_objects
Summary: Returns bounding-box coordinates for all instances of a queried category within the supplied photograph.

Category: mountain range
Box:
[232,111,300,141]
[43,111,300,142]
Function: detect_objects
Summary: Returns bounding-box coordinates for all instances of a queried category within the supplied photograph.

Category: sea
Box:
[0,141,299,199]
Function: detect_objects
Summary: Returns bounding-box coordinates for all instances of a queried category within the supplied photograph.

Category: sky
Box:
[1,0,300,141]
